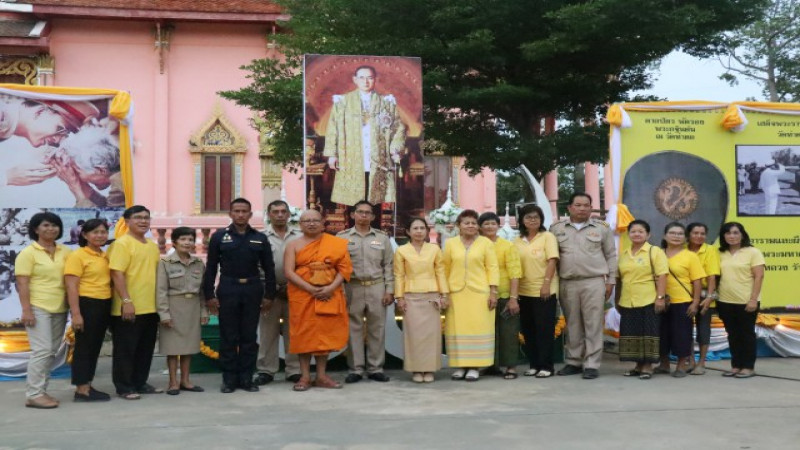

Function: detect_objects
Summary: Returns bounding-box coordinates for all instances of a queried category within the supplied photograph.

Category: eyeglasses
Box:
[354,210,373,216]
[129,215,151,221]
[300,219,322,224]
[666,231,685,236]
[523,216,541,222]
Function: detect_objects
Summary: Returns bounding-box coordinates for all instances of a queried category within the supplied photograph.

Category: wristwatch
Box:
[122,297,133,304]
[656,295,666,300]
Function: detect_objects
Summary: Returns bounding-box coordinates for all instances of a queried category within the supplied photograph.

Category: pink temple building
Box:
[0,0,498,249]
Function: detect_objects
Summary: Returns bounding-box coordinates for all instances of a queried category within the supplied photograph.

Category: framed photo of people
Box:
[303,55,424,237]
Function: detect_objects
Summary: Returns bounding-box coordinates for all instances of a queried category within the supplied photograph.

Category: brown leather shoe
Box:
[25,395,59,409]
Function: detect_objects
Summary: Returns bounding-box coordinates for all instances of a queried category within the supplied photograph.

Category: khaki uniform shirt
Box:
[156,252,207,322]
[337,227,394,293]
[550,218,617,283]
[264,225,301,286]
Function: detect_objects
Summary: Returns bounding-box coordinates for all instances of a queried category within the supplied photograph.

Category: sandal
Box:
[118,392,141,400]
[535,370,553,378]
[465,369,480,381]
[412,373,424,383]
[293,377,312,392]
[639,372,653,380]
[312,375,343,389]
[503,371,518,380]
[690,366,706,376]
[166,388,180,396]
[451,369,467,380]
[722,370,740,377]
[623,369,641,377]
[523,369,538,377]
[136,383,164,394]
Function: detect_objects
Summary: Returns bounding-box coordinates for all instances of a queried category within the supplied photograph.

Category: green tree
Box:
[222,0,767,177]
[714,0,800,102]
[495,171,530,214]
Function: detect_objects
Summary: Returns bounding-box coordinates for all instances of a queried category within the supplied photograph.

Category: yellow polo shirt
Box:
[666,249,706,304]
[514,232,559,297]
[14,243,72,313]
[718,247,766,305]
[616,243,668,308]
[108,234,160,316]
[688,243,721,288]
[493,237,522,298]
[64,246,112,299]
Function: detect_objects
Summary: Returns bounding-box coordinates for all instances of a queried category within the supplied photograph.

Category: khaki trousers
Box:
[256,288,299,377]
[26,307,67,399]
[559,277,606,370]
[345,282,387,374]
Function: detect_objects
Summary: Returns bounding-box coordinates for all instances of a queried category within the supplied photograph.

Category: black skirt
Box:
[618,304,661,363]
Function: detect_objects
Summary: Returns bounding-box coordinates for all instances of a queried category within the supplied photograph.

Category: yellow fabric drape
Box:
[615,203,635,233]
[0,84,134,236]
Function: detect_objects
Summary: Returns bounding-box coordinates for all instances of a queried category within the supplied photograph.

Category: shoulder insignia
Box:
[592,219,610,228]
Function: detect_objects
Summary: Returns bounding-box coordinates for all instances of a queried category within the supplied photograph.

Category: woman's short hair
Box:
[78,219,109,247]
[28,212,63,241]
[170,227,196,243]
[660,221,686,249]
[627,219,650,234]
[455,209,479,225]
[404,217,429,239]
[719,222,752,252]
[686,222,708,236]
[517,204,546,235]
[478,212,500,227]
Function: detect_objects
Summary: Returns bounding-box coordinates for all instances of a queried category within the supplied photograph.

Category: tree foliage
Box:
[714,0,800,102]
[222,0,767,177]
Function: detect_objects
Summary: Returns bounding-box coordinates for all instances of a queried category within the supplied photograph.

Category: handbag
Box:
[649,246,670,309]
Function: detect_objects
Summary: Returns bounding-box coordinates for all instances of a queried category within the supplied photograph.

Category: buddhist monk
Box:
[284,210,353,391]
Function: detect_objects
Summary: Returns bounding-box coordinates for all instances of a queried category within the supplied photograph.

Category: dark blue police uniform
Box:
[203,224,276,390]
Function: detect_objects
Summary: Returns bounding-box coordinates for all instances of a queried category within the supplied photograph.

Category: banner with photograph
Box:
[303,55,423,237]
[0,85,133,362]
[607,101,800,310]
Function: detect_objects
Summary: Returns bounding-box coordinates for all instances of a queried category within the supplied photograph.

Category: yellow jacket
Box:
[393,242,449,298]
[443,236,499,293]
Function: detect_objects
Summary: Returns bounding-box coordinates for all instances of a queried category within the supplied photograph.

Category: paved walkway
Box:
[1,352,798,449]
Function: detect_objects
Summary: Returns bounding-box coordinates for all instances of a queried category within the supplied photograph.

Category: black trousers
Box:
[659,302,693,359]
[518,295,558,372]
[71,297,111,386]
[111,313,159,394]
[717,301,759,370]
[217,280,263,386]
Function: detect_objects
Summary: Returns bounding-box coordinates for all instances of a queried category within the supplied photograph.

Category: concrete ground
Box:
[1,351,799,450]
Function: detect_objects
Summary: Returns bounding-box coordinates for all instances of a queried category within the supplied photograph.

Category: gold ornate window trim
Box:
[189,103,247,215]
[0,57,39,85]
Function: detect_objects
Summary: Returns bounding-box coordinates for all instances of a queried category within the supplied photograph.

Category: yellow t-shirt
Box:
[64,246,112,299]
[666,249,706,303]
[108,234,160,316]
[513,232,559,297]
[14,243,72,313]
[718,247,766,305]
[616,243,668,308]
[492,237,522,298]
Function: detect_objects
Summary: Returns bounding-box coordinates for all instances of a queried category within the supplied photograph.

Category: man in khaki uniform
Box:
[338,201,394,383]
[550,192,617,379]
[255,200,302,385]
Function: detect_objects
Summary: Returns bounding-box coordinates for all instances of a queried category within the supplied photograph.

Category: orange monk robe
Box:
[288,233,353,355]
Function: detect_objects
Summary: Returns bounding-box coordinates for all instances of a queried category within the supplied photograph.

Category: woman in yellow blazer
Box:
[394,217,449,383]
[478,212,522,379]
[443,210,499,381]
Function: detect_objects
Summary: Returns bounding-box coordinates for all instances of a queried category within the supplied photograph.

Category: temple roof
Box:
[25,1,282,14]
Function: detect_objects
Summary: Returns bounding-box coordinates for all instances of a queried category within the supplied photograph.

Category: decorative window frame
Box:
[188,103,247,214]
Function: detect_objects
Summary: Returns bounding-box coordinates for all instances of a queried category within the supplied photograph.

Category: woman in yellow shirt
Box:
[513,204,559,378]
[685,222,721,376]
[717,222,765,378]
[479,212,522,379]
[14,212,72,409]
[394,217,449,383]
[64,219,112,402]
[615,220,668,379]
[654,222,705,378]
[443,210,499,381]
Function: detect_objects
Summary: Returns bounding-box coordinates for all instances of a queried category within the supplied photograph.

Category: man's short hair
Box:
[267,200,289,212]
[568,192,593,206]
[353,65,377,77]
[123,205,150,219]
[230,198,252,210]
[352,200,374,212]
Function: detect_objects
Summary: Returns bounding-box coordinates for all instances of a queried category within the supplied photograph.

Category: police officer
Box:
[550,192,617,379]
[203,198,276,393]
[338,201,394,383]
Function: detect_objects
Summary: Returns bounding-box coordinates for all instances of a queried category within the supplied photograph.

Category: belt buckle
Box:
[238,278,248,284]
[184,293,195,299]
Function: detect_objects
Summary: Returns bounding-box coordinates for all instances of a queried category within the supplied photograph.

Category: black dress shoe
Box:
[367,372,390,382]
[344,373,363,384]
[557,364,583,376]
[240,382,259,392]
[220,384,236,394]
[582,368,599,379]
[254,373,274,386]
[286,374,302,383]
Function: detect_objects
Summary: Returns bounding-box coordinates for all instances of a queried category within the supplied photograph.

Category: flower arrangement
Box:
[287,205,302,225]
[428,205,461,226]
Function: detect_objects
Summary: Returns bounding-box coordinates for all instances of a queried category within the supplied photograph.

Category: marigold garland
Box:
[199,341,219,360]
[65,326,76,364]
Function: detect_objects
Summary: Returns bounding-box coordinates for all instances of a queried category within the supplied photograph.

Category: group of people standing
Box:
[15,192,766,408]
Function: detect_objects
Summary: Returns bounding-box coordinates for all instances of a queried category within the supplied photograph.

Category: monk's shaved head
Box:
[300,209,322,221]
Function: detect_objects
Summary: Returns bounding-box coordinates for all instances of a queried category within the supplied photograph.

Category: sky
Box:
[636,51,764,102]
